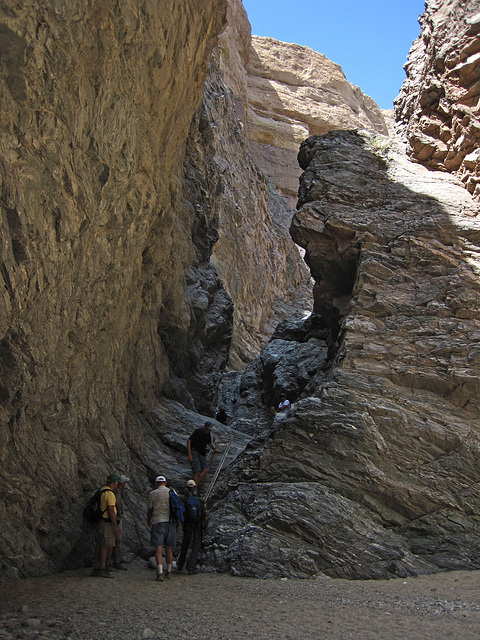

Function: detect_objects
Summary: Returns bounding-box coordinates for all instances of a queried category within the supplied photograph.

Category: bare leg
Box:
[114,538,121,564]
[155,545,163,570]
[100,546,110,570]
[93,537,101,569]
[197,466,210,487]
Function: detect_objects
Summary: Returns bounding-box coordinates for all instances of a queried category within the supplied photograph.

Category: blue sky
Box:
[242,0,425,110]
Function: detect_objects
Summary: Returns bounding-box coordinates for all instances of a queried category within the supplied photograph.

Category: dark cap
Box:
[204,421,214,430]
[106,473,121,483]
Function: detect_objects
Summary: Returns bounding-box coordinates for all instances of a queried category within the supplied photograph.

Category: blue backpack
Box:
[185,495,202,522]
[169,489,185,524]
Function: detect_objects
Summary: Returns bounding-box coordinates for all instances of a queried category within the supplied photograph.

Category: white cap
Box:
[119,475,130,483]
[155,475,166,483]
[187,479,196,487]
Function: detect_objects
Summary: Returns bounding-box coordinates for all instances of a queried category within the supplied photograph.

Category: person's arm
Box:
[187,438,193,461]
[147,506,153,529]
[116,496,123,520]
[209,442,220,454]
[108,504,119,537]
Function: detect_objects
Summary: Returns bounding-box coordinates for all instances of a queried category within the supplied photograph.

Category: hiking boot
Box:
[154,573,164,582]
[113,563,127,571]
[165,571,172,580]
[188,569,199,575]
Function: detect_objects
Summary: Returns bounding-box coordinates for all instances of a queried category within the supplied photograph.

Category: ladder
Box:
[204,434,235,502]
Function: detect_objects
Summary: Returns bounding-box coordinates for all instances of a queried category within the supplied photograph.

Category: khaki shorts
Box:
[98,519,116,548]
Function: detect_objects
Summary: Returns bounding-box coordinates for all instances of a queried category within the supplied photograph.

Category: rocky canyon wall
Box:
[199,0,480,580]
[209,0,389,367]
[0,0,227,578]
[246,36,388,208]
[395,0,480,198]
[0,0,385,579]
[3,0,479,584]
[184,66,311,372]
[206,129,480,580]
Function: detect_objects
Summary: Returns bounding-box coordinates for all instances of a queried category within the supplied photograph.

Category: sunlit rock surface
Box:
[395,0,480,198]
[209,0,313,369]
[185,64,311,372]
[0,0,227,578]
[246,36,388,207]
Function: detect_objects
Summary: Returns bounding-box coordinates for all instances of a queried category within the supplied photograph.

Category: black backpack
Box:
[84,488,111,523]
[185,495,202,522]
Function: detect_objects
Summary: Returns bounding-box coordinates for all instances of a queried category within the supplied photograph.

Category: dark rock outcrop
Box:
[205,129,480,579]
[216,311,333,437]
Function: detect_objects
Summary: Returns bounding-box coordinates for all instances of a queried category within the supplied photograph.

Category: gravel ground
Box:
[2,561,480,639]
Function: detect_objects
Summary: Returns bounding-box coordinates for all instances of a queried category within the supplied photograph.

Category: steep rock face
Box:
[246,37,388,207]
[0,0,227,578]
[395,0,480,198]
[199,0,313,370]
[209,2,388,366]
[205,130,480,580]
[199,71,311,371]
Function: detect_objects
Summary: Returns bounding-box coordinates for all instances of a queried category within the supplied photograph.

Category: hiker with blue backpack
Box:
[147,475,179,582]
[176,479,207,575]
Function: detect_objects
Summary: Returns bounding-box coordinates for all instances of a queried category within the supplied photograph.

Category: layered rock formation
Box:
[246,36,388,207]
[205,130,480,579]
[395,0,480,198]
[208,0,389,366]
[193,0,314,370]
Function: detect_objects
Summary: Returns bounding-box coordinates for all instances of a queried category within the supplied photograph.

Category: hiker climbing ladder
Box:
[204,434,235,502]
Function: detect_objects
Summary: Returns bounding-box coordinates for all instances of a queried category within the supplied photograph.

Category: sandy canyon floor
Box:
[2,561,480,639]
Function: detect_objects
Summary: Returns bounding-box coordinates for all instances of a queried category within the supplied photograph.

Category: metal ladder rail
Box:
[204,434,235,502]
[206,437,217,464]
